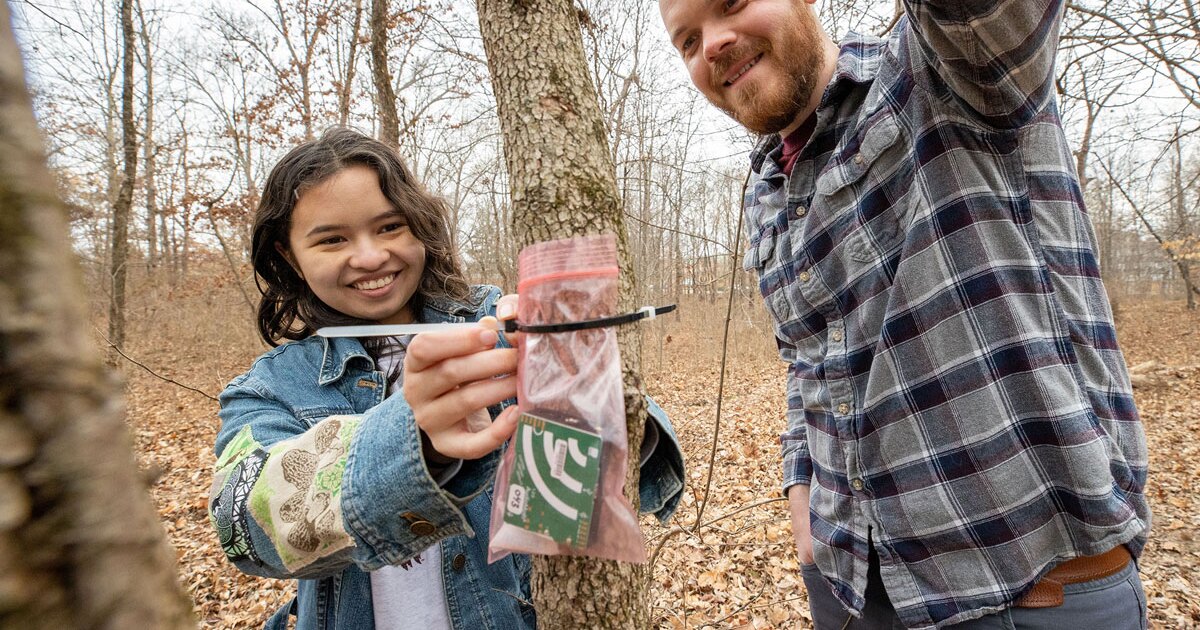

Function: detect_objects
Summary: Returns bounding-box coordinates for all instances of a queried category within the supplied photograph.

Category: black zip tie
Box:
[503,304,676,334]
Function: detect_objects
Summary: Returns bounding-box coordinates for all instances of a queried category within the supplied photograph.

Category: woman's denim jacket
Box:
[209,285,685,630]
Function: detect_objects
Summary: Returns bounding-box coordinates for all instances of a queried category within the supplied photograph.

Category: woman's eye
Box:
[723,0,742,10]
[317,235,346,246]
[381,222,408,233]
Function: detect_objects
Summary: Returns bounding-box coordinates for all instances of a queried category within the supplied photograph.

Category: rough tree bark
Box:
[0,4,194,627]
[370,0,400,146]
[476,0,649,626]
[108,0,137,354]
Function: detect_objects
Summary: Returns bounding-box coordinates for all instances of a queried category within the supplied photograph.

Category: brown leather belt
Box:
[1015,545,1132,608]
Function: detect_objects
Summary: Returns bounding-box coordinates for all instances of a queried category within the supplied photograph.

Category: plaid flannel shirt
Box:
[742,2,1150,628]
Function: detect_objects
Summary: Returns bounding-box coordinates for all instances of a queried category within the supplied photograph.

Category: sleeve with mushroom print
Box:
[209,363,500,582]
[210,416,364,575]
[252,416,360,571]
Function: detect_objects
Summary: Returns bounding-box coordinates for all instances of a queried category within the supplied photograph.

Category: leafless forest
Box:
[11,0,1200,627]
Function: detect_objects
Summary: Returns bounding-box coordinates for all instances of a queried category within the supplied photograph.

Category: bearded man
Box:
[659,1,1151,628]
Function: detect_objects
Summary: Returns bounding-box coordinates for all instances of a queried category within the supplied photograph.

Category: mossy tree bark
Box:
[476,0,650,626]
[0,4,194,628]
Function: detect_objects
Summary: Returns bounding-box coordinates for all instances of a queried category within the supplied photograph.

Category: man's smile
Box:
[724,53,763,86]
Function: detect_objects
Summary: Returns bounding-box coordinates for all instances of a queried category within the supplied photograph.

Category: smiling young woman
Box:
[279,165,427,327]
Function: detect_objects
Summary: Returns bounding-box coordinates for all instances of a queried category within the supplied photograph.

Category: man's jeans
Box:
[801,549,1148,629]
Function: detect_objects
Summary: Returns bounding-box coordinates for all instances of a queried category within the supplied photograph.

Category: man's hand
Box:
[403,295,521,460]
[788,484,814,565]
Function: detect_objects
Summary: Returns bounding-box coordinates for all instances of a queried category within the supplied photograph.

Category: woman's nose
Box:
[348,239,389,269]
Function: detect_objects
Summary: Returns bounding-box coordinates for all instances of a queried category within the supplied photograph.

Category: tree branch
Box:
[95,329,218,402]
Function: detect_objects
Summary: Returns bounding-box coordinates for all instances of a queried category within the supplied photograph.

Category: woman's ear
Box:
[275,241,303,279]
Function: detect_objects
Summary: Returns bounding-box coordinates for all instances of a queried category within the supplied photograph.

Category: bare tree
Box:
[107,0,138,355]
[336,0,364,125]
[0,3,194,626]
[213,0,340,141]
[135,0,159,271]
[477,0,651,625]
[370,0,400,145]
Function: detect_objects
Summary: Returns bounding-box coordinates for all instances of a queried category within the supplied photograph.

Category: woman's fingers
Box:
[404,346,517,402]
[405,324,499,373]
[428,405,521,460]
[402,307,523,461]
[415,373,517,435]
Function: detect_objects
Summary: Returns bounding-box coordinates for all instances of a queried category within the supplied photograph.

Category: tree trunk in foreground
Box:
[0,5,194,628]
[476,0,649,626]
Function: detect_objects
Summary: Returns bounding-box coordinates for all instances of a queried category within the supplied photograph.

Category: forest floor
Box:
[118,287,1200,629]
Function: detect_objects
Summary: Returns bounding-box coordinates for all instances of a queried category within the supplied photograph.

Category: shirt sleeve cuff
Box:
[781,440,812,491]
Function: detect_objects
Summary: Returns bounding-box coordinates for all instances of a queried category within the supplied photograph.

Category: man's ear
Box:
[275,241,303,279]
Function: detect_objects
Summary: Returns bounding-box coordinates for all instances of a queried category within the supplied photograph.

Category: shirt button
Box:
[837,402,851,415]
[799,271,811,282]
[830,329,844,343]
[853,153,864,165]
[795,205,808,218]
[409,520,437,537]
[452,553,467,571]
[851,478,865,491]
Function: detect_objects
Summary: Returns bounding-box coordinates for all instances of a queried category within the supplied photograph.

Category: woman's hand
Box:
[403,295,521,460]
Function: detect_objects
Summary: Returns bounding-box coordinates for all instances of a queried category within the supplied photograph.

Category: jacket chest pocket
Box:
[816,112,913,264]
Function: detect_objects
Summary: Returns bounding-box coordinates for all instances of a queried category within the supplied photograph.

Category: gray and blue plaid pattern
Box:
[743,2,1150,628]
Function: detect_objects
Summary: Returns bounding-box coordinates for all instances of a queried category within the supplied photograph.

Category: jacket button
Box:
[409,520,436,536]
[452,554,467,571]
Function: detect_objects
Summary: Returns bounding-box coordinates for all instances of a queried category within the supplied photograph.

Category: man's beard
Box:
[711,8,824,135]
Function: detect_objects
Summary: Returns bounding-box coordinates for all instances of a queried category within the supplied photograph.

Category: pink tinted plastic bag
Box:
[487,233,645,564]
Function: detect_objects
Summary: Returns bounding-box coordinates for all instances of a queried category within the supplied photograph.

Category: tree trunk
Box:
[0,5,194,627]
[370,0,400,146]
[1170,140,1196,310]
[108,0,137,356]
[137,0,158,272]
[338,0,364,126]
[476,0,649,626]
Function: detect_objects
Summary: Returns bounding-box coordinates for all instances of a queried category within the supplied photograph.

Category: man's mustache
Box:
[710,41,769,91]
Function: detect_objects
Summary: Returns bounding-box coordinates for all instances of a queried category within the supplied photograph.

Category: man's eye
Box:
[680,35,696,54]
[723,0,742,10]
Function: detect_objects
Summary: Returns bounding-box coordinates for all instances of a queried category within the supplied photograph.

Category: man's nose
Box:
[703,23,736,63]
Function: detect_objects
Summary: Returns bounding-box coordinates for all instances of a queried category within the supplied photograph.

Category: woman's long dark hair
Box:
[252,127,470,347]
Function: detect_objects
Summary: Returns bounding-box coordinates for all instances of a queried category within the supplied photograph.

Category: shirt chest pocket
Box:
[815,113,913,263]
[742,225,796,328]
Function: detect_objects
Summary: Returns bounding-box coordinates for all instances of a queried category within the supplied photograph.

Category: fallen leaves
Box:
[120,296,1200,628]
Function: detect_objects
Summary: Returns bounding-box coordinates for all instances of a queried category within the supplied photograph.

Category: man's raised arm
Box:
[901,0,1064,128]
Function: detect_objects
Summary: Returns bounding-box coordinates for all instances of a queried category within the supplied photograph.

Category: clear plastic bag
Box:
[487,233,646,564]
